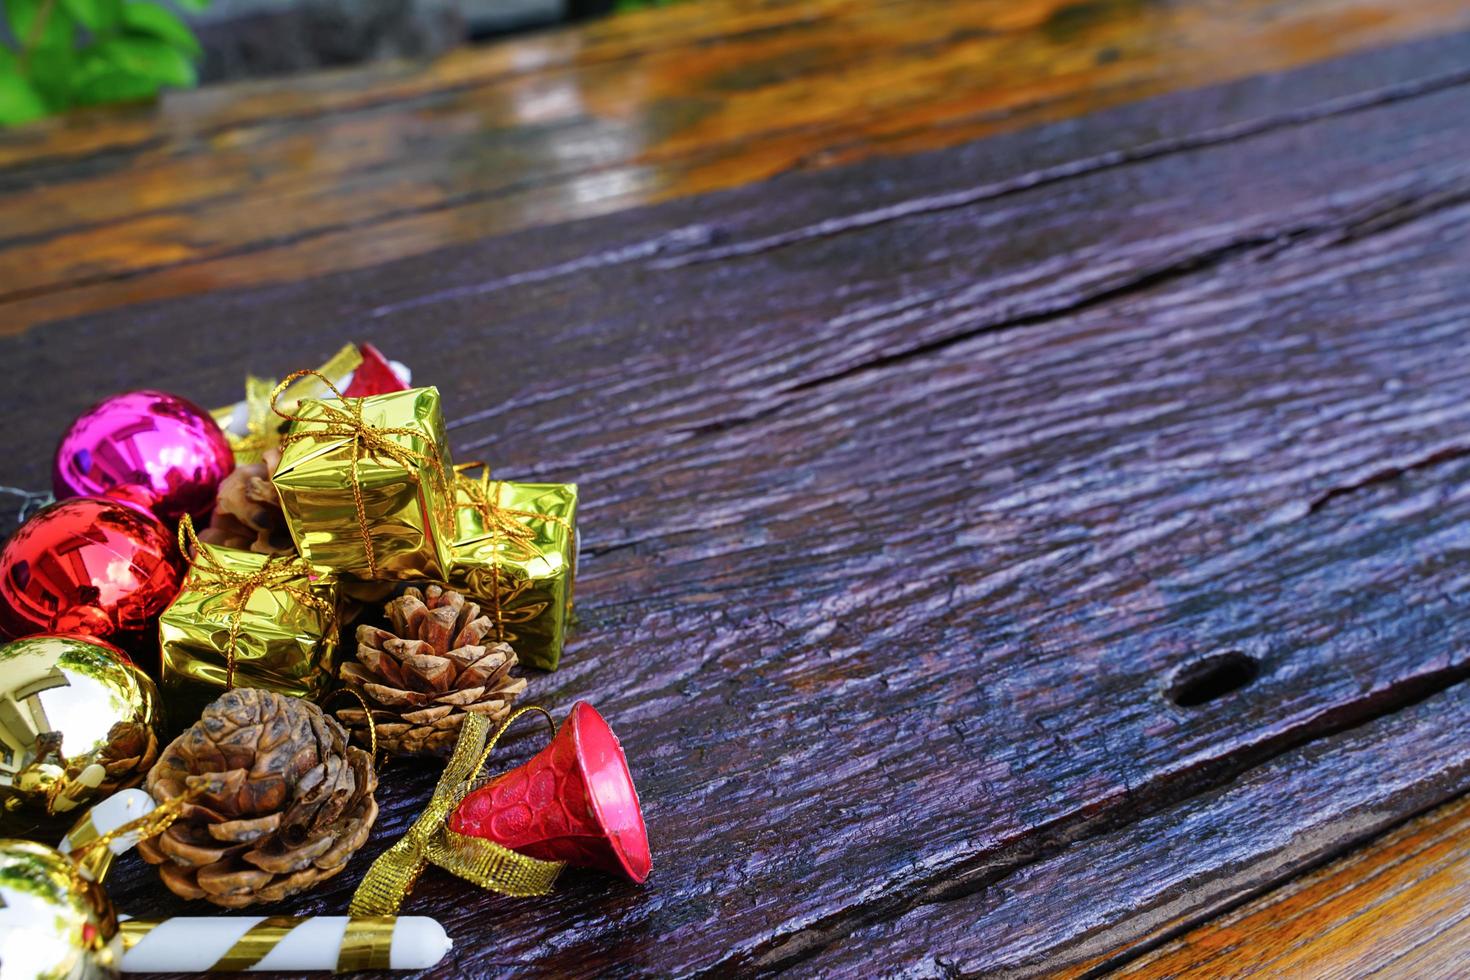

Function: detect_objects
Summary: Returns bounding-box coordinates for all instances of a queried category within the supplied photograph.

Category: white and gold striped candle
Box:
[118,916,452,972]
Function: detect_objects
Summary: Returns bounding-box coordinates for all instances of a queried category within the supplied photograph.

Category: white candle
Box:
[119,916,451,972]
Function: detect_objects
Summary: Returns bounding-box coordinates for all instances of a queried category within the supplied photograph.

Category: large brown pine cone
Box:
[138,688,378,908]
[200,448,294,556]
[336,585,526,757]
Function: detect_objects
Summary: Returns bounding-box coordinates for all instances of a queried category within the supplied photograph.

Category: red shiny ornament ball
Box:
[53,389,234,522]
[0,496,184,641]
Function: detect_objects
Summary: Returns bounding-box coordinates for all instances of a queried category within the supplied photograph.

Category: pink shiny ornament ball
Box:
[53,389,234,522]
[0,496,184,641]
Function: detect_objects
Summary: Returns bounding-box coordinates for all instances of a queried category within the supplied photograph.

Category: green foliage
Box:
[0,0,208,125]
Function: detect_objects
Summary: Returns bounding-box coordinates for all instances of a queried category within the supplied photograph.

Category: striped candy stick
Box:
[59,793,453,973]
[118,916,451,972]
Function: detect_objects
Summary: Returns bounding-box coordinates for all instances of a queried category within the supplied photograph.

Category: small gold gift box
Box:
[447,465,578,671]
[272,382,456,581]
[160,519,340,725]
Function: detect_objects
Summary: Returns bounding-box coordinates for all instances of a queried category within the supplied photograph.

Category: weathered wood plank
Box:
[808,678,1470,977]
[1,0,1468,332]
[3,33,1470,977]
[1107,791,1470,979]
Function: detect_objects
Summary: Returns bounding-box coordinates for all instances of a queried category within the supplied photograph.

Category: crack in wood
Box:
[669,178,1470,442]
[1307,443,1470,514]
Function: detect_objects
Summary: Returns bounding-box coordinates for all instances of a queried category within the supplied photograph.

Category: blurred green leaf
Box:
[8,0,75,50]
[0,73,48,125]
[62,0,124,33]
[121,1,198,55]
[1,0,206,124]
[92,34,195,86]
[71,65,161,104]
[25,43,79,106]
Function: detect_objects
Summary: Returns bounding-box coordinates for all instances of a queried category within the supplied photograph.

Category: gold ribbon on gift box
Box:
[350,707,565,915]
[176,515,337,690]
[452,462,574,645]
[272,370,454,581]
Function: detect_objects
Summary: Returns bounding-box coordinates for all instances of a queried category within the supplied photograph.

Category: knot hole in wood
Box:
[1167,650,1261,708]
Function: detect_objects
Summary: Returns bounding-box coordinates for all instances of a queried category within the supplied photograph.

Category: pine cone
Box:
[138,688,378,908]
[200,448,294,556]
[336,585,526,757]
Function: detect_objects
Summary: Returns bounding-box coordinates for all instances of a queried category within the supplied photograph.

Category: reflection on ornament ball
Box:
[0,838,119,980]
[0,636,162,836]
[0,497,182,641]
[53,389,234,523]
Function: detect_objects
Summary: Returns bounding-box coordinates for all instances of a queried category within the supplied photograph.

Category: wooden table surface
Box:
[4,1,1470,976]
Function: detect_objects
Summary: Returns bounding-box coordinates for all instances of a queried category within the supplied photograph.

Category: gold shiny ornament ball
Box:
[0,838,119,979]
[0,635,163,835]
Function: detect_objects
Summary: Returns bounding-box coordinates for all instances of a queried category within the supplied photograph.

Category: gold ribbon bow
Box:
[349,707,565,915]
[453,462,574,640]
[178,515,336,690]
[272,369,453,580]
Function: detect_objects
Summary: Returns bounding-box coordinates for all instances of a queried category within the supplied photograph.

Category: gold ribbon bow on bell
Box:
[177,515,337,690]
[271,369,454,580]
[350,708,565,916]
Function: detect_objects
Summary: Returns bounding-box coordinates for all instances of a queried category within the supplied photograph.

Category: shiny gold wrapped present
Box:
[271,378,456,581]
[447,464,578,671]
[211,344,364,464]
[159,516,341,724]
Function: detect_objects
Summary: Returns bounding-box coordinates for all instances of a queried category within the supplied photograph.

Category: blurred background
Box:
[0,0,679,122]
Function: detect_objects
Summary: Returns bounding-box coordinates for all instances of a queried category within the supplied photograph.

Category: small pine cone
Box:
[97,719,159,785]
[336,585,526,757]
[200,448,294,556]
[138,688,378,909]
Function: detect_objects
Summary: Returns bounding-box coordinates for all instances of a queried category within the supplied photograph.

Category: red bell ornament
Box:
[342,343,411,398]
[449,701,652,883]
[0,496,184,640]
[53,389,235,523]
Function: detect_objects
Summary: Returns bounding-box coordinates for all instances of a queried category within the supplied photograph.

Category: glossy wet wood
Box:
[2,0,1470,332]
[3,4,1470,978]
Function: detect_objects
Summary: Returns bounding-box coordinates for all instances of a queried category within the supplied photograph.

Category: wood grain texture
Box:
[813,677,1470,978]
[1107,793,1470,979]
[1,0,1469,332]
[4,27,1470,980]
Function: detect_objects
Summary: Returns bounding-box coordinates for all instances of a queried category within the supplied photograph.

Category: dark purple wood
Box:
[811,678,1470,976]
[3,30,1470,978]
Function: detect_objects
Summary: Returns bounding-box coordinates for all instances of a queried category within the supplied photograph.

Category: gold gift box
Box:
[447,469,578,671]
[272,386,456,581]
[211,344,364,464]
[159,541,340,725]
